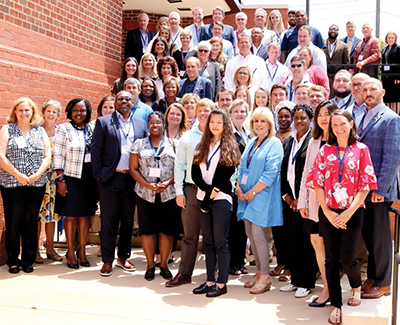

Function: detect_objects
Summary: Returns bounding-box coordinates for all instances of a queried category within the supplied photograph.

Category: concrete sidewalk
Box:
[0,246,394,325]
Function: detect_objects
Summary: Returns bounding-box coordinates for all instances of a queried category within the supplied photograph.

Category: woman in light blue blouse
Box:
[236,107,284,294]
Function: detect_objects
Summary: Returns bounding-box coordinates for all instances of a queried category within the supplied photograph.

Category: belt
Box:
[115,169,129,174]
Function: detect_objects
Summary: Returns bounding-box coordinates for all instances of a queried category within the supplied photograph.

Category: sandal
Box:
[328,308,341,324]
[279,274,291,282]
[269,265,284,276]
[229,267,242,275]
[244,277,258,288]
[249,281,272,294]
[241,266,249,274]
[46,248,62,262]
[35,251,44,264]
[347,290,361,306]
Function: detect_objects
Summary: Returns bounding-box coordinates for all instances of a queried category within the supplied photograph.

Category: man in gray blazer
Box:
[340,21,362,65]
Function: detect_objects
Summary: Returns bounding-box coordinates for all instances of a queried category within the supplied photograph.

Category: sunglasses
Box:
[198,49,209,53]
[291,64,303,68]
[117,97,131,102]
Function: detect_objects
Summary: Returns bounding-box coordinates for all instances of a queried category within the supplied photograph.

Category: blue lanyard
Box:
[289,82,294,101]
[266,63,278,81]
[181,50,189,65]
[199,62,208,76]
[233,124,248,146]
[291,145,301,165]
[119,116,133,140]
[148,136,164,162]
[246,134,269,169]
[360,38,370,53]
[336,145,349,182]
[206,146,220,170]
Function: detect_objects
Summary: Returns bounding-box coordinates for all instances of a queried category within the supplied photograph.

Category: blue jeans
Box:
[197,199,232,284]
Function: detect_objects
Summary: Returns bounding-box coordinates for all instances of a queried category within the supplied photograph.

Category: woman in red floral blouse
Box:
[306,110,377,325]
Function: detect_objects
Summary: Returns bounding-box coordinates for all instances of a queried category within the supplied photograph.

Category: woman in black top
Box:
[191,108,241,297]
[382,31,400,110]
[152,76,181,114]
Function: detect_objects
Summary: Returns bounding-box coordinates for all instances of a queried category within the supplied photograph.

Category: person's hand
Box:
[236,187,245,201]
[356,61,365,69]
[57,182,68,196]
[292,199,298,212]
[176,194,186,209]
[210,187,219,199]
[325,209,342,229]
[16,173,30,185]
[147,183,159,192]
[243,190,256,202]
[336,209,352,227]
[371,192,384,203]
[156,181,169,193]
[28,172,40,184]
[299,208,309,219]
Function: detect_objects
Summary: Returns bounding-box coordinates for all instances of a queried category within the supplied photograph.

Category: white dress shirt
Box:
[285,42,327,71]
[265,60,290,90]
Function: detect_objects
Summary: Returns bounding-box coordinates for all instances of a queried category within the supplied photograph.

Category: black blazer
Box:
[152,97,181,114]
[234,130,252,154]
[281,131,312,199]
[192,163,235,210]
[91,111,147,183]
[125,28,155,63]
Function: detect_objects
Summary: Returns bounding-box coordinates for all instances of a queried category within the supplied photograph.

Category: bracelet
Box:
[252,191,256,196]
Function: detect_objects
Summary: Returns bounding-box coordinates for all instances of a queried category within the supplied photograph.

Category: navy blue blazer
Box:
[358,104,400,201]
[178,76,213,100]
[251,44,268,61]
[91,111,147,183]
[199,23,234,44]
[340,36,362,64]
[124,28,155,63]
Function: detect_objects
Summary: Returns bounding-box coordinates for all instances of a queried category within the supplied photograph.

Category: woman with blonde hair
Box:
[138,53,158,81]
[181,93,200,129]
[266,10,286,42]
[209,37,229,80]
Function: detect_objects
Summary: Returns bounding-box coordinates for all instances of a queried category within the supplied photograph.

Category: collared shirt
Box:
[328,40,337,58]
[362,102,384,131]
[347,102,367,126]
[131,99,153,123]
[115,110,135,171]
[284,73,310,102]
[265,60,290,90]
[332,94,352,110]
[174,125,203,195]
[281,25,325,54]
[345,36,356,45]
[139,29,149,53]
[285,42,327,71]
[222,39,234,58]
[185,23,204,48]
[171,27,183,48]
[234,29,249,54]
[287,129,310,199]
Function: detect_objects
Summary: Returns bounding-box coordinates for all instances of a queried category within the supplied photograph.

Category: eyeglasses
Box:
[117,97,131,102]
[291,64,303,68]
[149,121,163,126]
[236,18,245,21]
[198,49,209,53]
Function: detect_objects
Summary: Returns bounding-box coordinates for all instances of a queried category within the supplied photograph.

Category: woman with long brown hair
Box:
[191,108,240,297]
[111,57,139,95]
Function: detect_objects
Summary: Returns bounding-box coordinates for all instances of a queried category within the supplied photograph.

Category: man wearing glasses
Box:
[91,91,147,277]
[284,56,309,103]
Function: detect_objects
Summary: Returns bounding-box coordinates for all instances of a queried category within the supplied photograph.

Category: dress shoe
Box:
[309,296,330,307]
[99,263,113,277]
[193,282,214,294]
[67,262,79,269]
[116,258,136,272]
[206,284,227,298]
[22,265,34,273]
[9,266,20,274]
[159,267,172,280]
[80,261,90,267]
[361,279,374,292]
[165,273,191,287]
[144,266,155,281]
[361,286,391,299]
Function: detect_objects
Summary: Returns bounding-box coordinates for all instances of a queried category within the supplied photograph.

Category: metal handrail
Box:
[390,206,400,325]
[326,63,400,78]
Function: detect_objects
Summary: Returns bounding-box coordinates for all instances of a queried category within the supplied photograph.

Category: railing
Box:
[390,206,400,325]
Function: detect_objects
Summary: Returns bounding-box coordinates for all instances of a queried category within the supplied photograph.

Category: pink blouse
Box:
[306,141,377,209]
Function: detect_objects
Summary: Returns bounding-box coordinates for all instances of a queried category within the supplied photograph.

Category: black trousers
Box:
[271,201,291,267]
[98,173,136,264]
[362,201,393,287]
[1,185,45,268]
[319,207,363,308]
[228,194,247,269]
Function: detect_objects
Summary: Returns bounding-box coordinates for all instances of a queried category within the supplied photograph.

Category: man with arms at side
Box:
[178,57,213,100]
[169,11,183,48]
[123,78,153,123]
[340,21,362,65]
[354,23,381,77]
[251,27,268,61]
[124,13,155,63]
[264,43,290,90]
[358,78,400,299]
[346,73,369,124]
[331,70,354,109]
[166,98,215,287]
[199,7,234,44]
[91,91,147,276]
[234,12,249,55]
[185,7,204,48]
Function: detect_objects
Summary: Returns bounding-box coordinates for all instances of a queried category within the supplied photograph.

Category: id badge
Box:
[84,153,91,163]
[358,55,363,60]
[384,65,390,71]
[179,70,186,77]
[333,187,349,203]
[149,167,161,178]
[241,174,248,185]
[15,136,26,148]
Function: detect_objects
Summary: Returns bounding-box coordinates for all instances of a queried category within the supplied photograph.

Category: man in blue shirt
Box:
[199,6,234,44]
[123,78,153,122]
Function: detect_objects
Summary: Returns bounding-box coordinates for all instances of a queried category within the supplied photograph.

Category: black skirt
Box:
[55,163,98,217]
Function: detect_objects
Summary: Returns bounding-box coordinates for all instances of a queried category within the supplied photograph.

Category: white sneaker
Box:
[280,284,298,292]
[295,287,311,298]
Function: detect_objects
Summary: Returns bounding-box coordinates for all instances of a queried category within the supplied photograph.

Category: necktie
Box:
[348,38,352,52]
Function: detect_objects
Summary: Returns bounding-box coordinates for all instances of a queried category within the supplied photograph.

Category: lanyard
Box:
[291,144,302,164]
[181,50,190,65]
[140,31,148,48]
[246,134,269,169]
[70,121,91,154]
[233,124,248,146]
[199,62,208,76]
[337,96,352,110]
[336,145,349,182]
[206,146,220,170]
[148,136,164,162]
[171,31,180,44]
[289,82,294,101]
[119,116,134,140]
[360,38,370,53]
[266,63,278,81]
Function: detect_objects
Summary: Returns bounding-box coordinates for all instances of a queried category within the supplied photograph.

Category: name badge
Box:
[149,167,161,178]
[84,153,91,163]
[358,55,363,60]
[333,187,349,204]
[15,136,26,148]
[179,70,186,77]
[384,65,390,71]
[241,174,248,185]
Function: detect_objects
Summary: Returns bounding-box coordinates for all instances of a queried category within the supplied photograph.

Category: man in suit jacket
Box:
[178,57,213,100]
[251,27,268,61]
[340,21,362,65]
[91,91,147,277]
[199,6,234,44]
[124,13,155,63]
[358,78,400,299]
[324,25,350,97]
[354,23,381,77]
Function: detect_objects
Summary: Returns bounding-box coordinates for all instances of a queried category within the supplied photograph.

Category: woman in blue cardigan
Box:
[236,107,284,294]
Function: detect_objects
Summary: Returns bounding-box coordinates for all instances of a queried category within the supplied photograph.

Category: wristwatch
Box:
[252,191,256,196]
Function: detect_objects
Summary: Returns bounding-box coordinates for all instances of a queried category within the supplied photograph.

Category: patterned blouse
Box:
[129,137,177,203]
[0,124,48,188]
[306,141,377,209]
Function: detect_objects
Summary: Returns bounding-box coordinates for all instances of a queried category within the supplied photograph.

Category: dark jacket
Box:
[152,97,181,114]
[124,28,155,63]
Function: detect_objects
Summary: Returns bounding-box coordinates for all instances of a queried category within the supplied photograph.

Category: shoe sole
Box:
[115,263,136,272]
[99,270,113,277]
[361,292,391,299]
[165,280,191,287]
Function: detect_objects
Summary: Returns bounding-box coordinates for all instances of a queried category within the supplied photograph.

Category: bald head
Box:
[362,78,385,109]
[362,23,372,38]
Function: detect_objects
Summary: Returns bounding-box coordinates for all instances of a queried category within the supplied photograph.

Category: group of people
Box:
[1,6,400,325]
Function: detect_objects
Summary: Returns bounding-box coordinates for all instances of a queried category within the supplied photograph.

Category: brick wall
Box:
[0,0,123,265]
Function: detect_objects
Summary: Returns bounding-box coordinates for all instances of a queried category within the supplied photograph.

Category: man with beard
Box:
[184,7,204,48]
[324,25,350,97]
[358,78,400,299]
[287,10,296,30]
[331,70,353,109]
